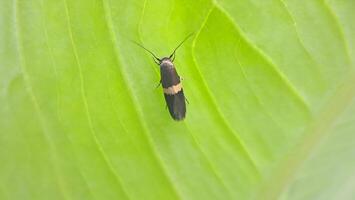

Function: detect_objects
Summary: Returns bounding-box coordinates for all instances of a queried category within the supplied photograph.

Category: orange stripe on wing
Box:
[163,83,182,95]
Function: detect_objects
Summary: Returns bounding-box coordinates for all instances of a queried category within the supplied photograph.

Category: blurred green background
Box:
[1,0,355,199]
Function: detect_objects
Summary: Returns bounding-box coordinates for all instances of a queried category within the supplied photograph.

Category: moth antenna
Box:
[131,40,161,62]
[169,32,194,59]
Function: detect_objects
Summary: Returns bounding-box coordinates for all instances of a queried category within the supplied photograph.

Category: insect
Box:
[133,34,193,121]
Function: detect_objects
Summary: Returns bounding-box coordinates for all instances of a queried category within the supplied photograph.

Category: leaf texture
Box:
[0,0,354,199]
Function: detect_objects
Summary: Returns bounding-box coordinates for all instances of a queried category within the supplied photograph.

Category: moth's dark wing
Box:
[160,64,180,88]
[160,60,186,120]
[164,90,186,121]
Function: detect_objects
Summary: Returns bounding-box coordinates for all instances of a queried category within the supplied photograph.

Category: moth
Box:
[133,34,193,121]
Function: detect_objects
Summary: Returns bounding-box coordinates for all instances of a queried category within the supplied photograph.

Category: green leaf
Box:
[1,0,354,199]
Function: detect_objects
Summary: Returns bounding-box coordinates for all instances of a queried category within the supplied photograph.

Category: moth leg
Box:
[155,80,162,89]
[153,57,160,65]
[185,97,190,105]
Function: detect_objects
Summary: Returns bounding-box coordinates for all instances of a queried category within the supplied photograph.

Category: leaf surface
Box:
[0,0,354,199]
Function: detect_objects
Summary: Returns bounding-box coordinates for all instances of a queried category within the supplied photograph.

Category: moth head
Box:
[160,57,174,67]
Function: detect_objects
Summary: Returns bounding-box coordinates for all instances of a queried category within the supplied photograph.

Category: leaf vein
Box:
[62,0,131,199]
[14,1,68,199]
[191,5,261,174]
[213,2,311,113]
[101,0,182,199]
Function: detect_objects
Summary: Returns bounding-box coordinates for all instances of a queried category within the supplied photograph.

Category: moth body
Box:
[132,33,193,121]
[160,58,186,120]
